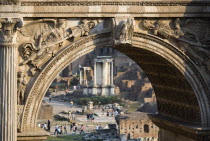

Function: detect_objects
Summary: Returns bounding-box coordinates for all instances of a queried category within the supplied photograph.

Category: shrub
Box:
[78,96,123,105]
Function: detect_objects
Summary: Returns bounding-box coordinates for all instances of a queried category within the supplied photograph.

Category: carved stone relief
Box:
[112,18,134,45]
[15,17,210,132]
[17,71,26,105]
[139,18,210,75]
[0,18,22,44]
[16,18,100,115]
[17,105,24,132]
[18,18,99,76]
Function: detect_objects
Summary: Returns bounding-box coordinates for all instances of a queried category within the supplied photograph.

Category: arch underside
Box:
[115,45,201,125]
[21,32,210,132]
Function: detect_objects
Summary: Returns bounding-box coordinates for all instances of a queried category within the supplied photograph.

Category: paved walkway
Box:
[44,97,116,123]
[42,97,117,135]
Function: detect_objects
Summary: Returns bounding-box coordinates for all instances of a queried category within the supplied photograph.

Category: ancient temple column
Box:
[103,62,108,85]
[92,62,97,95]
[83,69,87,85]
[79,68,83,85]
[0,44,17,141]
[94,62,97,86]
[110,62,114,85]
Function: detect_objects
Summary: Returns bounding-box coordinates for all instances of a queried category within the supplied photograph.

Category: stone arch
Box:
[21,32,210,132]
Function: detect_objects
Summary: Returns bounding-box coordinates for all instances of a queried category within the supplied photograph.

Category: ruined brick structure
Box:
[118,112,159,140]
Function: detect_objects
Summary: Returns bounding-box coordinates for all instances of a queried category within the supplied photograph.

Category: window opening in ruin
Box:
[144,124,149,133]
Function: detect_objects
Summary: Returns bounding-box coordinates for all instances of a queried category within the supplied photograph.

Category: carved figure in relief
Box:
[68,19,97,38]
[174,18,184,37]
[118,18,134,42]
[142,18,210,74]
[142,19,205,47]
[17,71,26,105]
[142,20,176,39]
[19,19,98,74]
[20,19,67,66]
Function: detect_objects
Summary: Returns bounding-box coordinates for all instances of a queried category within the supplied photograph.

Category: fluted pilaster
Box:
[0,45,17,141]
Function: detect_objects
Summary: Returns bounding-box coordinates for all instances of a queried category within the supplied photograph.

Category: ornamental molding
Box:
[0,1,18,5]
[20,1,210,6]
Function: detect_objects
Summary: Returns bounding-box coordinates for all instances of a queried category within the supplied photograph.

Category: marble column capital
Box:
[0,18,22,45]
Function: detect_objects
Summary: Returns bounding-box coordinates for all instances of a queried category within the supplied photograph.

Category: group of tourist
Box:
[87,113,95,122]
[38,120,51,132]
[53,122,85,135]
[69,122,85,135]
[54,124,67,135]
[106,110,118,117]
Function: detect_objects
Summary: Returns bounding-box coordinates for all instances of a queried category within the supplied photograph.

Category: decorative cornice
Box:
[19,12,210,15]
[0,1,18,5]
[20,1,210,6]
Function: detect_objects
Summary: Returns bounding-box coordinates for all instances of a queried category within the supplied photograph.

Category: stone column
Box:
[103,62,108,85]
[79,69,83,85]
[107,62,110,85]
[94,62,97,86]
[110,61,114,85]
[83,68,87,85]
[0,45,17,141]
[0,18,21,141]
[92,62,97,95]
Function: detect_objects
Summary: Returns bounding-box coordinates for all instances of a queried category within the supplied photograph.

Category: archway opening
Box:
[21,33,207,141]
[38,47,159,140]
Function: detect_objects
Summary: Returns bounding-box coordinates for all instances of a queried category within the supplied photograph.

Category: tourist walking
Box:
[80,124,85,135]
[70,100,73,108]
[92,114,95,122]
[43,123,47,130]
[54,124,59,135]
[114,110,118,117]
[102,107,105,115]
[72,125,76,134]
[57,126,61,135]
[75,123,78,134]
[49,94,52,102]
[64,124,67,134]
[47,120,51,132]
[60,126,63,135]
[70,122,73,133]
[72,113,75,121]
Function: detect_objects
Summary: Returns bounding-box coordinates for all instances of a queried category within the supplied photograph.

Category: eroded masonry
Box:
[0,1,210,141]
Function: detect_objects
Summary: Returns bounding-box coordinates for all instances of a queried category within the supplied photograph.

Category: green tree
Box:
[70,77,79,86]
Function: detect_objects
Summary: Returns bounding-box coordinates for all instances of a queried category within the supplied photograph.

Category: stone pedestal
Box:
[17,129,49,141]
[88,101,93,110]
[0,45,17,141]
[148,114,210,141]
